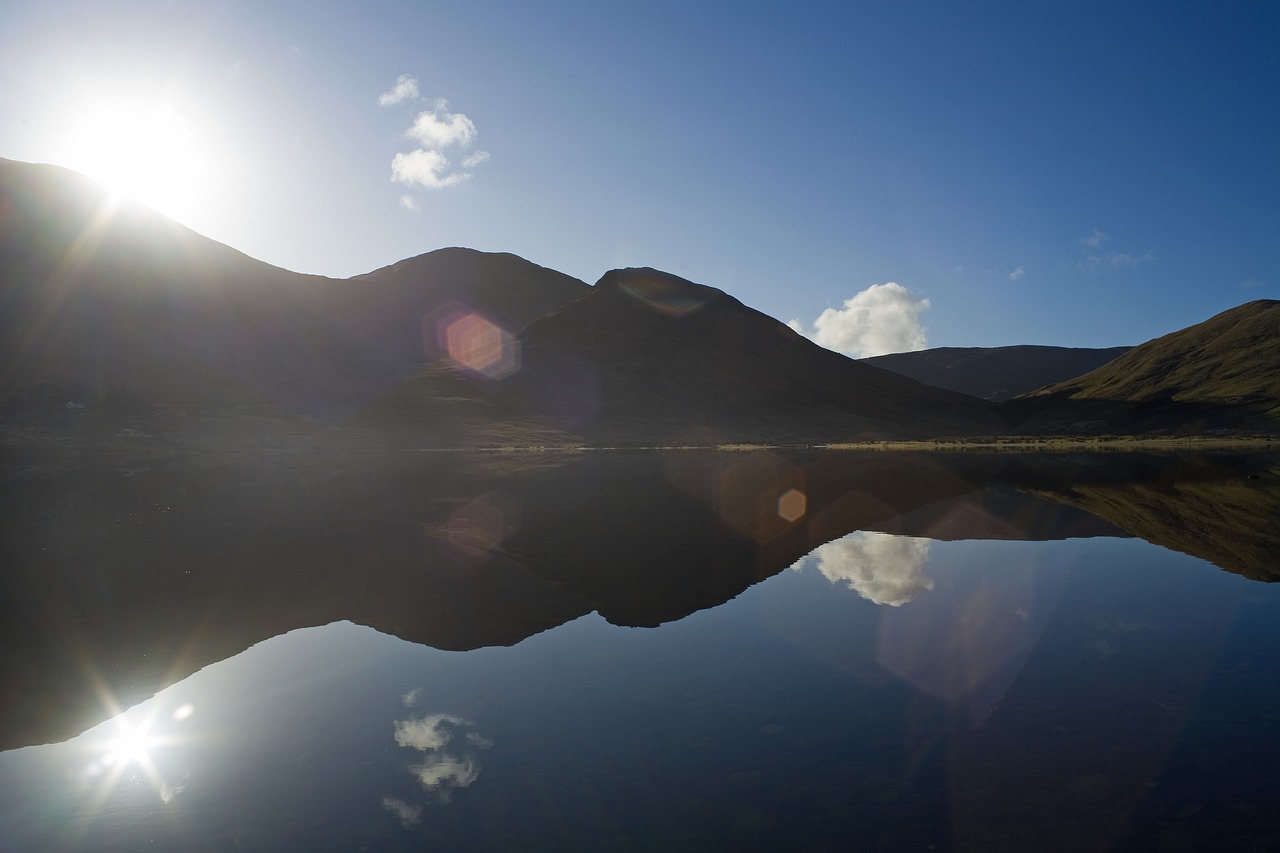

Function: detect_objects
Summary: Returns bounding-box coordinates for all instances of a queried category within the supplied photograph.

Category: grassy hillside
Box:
[1005,300,1280,434]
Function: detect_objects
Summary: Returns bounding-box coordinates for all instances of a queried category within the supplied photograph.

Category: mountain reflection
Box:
[1,447,1276,749]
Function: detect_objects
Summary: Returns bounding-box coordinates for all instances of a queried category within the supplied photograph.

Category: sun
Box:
[57,96,214,224]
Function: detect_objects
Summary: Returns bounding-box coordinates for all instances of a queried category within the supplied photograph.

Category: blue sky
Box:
[2,0,1277,353]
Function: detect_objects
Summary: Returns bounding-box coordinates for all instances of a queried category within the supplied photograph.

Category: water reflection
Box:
[392,711,490,797]
[2,447,1278,852]
[873,542,1069,726]
[798,530,934,606]
[2,448,1276,753]
[1,529,1278,850]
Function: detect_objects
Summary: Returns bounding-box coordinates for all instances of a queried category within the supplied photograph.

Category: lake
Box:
[1,448,1277,851]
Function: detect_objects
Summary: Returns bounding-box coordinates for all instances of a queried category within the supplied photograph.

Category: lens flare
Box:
[421,303,520,380]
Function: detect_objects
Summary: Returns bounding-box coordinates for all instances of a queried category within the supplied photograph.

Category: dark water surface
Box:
[2,449,1277,851]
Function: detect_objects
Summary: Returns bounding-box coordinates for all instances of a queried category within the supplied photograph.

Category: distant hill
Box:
[369,267,1006,444]
[1005,300,1280,434]
[862,345,1132,401]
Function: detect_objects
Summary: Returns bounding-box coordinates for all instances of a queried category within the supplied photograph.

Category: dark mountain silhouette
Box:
[6,157,1276,443]
[1,157,587,438]
[371,268,1006,444]
[3,159,1005,445]
[1004,300,1280,434]
[862,345,1132,401]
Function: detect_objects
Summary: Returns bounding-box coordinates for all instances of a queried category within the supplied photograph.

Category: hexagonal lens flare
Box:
[442,312,519,379]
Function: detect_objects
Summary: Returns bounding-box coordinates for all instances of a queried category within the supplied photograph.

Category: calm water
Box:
[2,450,1278,851]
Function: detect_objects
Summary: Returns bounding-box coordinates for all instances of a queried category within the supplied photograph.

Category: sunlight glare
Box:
[104,718,157,768]
[58,97,213,223]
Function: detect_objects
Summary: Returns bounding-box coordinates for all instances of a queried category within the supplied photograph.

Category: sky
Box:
[2,0,1277,355]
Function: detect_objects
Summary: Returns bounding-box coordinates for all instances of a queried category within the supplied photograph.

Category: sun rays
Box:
[54,95,217,225]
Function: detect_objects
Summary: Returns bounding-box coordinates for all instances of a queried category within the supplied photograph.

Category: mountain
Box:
[371,268,1006,444]
[1005,300,1280,434]
[862,345,1132,401]
[5,157,1276,443]
[3,159,1002,446]
[0,157,588,439]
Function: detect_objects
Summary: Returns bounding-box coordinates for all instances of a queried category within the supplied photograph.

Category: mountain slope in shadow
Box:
[372,268,1006,444]
[1,157,588,437]
[863,345,1132,401]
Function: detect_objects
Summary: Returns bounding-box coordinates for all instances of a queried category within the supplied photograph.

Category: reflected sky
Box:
[3,534,1279,851]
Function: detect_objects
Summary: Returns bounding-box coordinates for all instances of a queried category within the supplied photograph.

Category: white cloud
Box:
[391,712,491,799]
[402,687,423,707]
[379,74,420,107]
[411,756,481,792]
[159,774,190,804]
[1009,266,1025,281]
[380,80,489,195]
[790,282,930,358]
[803,531,934,607]
[382,796,423,827]
[465,732,495,749]
[394,713,468,751]
[391,149,470,190]
[1080,228,1108,248]
[407,104,477,149]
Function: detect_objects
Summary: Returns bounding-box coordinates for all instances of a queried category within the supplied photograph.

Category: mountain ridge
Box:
[3,157,1278,443]
[863,345,1133,401]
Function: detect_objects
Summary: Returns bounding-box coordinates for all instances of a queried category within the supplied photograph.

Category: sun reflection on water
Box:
[81,702,197,803]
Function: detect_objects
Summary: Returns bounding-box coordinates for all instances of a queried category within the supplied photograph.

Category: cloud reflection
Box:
[382,795,423,827]
[804,531,934,607]
[387,707,493,817]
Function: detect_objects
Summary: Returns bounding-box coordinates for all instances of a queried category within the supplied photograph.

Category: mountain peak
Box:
[592,267,734,319]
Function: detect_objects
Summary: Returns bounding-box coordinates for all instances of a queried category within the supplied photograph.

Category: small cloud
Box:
[407,103,477,149]
[1081,250,1156,273]
[790,282,930,358]
[1009,266,1025,281]
[381,79,488,194]
[391,712,491,802]
[394,714,467,751]
[402,688,423,707]
[410,756,480,793]
[1239,278,1264,289]
[1080,228,1108,248]
[399,194,421,212]
[379,74,420,107]
[391,149,469,190]
[382,796,423,827]
[159,774,190,805]
[465,732,494,749]
[785,318,804,334]
[803,531,934,607]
